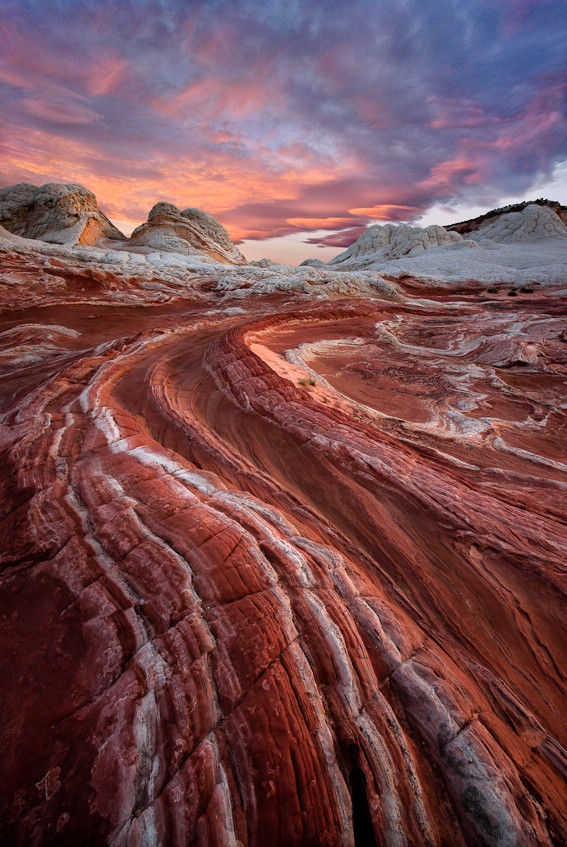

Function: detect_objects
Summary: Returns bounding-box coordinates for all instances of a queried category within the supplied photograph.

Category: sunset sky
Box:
[1,0,566,263]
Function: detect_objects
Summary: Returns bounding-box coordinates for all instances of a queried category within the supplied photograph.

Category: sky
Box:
[1,0,566,264]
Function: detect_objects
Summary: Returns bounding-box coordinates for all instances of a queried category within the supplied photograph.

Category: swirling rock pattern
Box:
[0,252,566,846]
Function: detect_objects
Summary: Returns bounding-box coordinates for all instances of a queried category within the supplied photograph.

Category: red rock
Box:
[0,250,565,846]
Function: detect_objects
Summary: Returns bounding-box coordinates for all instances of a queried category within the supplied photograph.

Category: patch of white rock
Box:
[330,223,464,265]
[327,204,567,286]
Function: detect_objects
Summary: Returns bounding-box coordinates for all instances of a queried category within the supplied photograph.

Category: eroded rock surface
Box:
[128,202,246,265]
[329,223,465,268]
[327,212,567,287]
[467,203,567,243]
[447,199,567,236]
[0,243,565,846]
[0,183,126,246]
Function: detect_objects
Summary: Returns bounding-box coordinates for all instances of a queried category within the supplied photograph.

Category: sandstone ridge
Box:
[447,198,567,235]
[327,205,567,284]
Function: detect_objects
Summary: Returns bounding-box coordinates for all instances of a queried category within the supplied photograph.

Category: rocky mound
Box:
[447,198,567,236]
[299,258,326,267]
[0,182,125,246]
[250,258,280,267]
[329,222,463,268]
[128,201,246,264]
[465,203,567,243]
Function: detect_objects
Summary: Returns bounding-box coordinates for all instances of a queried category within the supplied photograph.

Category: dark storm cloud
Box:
[1,0,565,244]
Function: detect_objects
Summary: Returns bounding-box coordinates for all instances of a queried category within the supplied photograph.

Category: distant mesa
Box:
[251,258,278,266]
[129,201,246,264]
[0,182,125,246]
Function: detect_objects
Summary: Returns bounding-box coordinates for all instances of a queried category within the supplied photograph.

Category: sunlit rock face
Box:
[0,184,246,266]
[0,238,566,847]
[129,202,247,265]
[0,183,126,246]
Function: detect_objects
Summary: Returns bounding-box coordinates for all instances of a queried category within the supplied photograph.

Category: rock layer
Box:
[0,248,566,846]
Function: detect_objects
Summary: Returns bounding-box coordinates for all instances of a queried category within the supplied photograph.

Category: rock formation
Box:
[0,182,125,246]
[464,203,567,243]
[326,211,567,286]
[128,201,246,264]
[299,258,326,267]
[0,231,566,845]
[3,182,567,287]
[447,198,567,236]
[0,185,247,266]
[251,258,280,267]
[329,222,464,268]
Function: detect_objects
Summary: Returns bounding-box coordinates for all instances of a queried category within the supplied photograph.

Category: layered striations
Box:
[0,241,566,846]
[0,183,126,246]
[129,202,246,265]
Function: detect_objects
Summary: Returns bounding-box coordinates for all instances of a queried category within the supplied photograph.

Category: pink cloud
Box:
[22,96,100,125]
[306,227,367,248]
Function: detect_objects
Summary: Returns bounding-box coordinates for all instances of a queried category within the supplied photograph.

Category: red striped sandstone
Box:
[0,249,565,846]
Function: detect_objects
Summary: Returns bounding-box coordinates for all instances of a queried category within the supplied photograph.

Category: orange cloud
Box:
[347,204,417,218]
[418,156,481,192]
[285,216,356,229]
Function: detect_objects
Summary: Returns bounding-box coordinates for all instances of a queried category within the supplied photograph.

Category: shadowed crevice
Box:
[349,743,377,847]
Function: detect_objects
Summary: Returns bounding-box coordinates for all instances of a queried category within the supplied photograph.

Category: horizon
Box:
[2,177,567,266]
[1,0,567,264]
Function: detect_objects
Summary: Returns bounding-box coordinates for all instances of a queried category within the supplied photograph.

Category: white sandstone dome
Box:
[329,222,464,268]
[468,203,567,243]
[129,202,246,265]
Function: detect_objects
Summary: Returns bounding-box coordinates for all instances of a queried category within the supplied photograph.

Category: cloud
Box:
[22,96,100,125]
[347,205,418,219]
[306,227,368,249]
[0,0,565,258]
